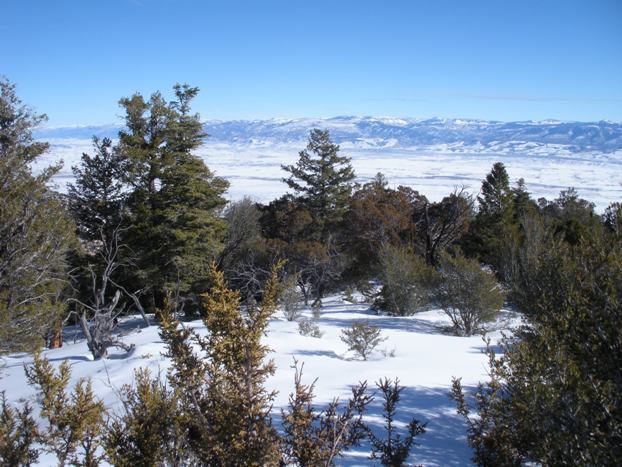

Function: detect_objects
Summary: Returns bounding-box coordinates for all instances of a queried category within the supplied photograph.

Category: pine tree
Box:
[68,136,126,243]
[0,77,75,353]
[467,162,517,273]
[478,162,513,217]
[282,129,355,242]
[118,84,228,311]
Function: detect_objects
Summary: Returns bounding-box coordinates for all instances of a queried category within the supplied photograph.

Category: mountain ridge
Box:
[34,116,622,152]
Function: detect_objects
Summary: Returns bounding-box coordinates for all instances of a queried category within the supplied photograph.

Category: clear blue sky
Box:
[3,0,621,125]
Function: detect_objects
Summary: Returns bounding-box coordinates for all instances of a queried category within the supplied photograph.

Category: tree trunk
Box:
[48,322,63,349]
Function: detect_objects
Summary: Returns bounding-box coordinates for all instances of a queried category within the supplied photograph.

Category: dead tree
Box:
[414,188,473,266]
[69,226,146,359]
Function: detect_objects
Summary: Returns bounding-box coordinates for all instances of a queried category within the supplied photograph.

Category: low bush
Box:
[376,244,438,316]
[340,320,386,360]
[436,250,504,336]
[298,319,324,338]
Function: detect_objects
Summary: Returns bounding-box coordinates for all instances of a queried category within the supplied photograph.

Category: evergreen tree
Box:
[159,262,284,465]
[452,226,622,465]
[118,84,228,311]
[478,162,513,217]
[68,136,126,243]
[25,353,105,466]
[277,130,355,300]
[466,162,517,274]
[0,77,75,353]
[282,361,371,466]
[104,368,185,467]
[282,129,355,242]
[0,392,39,466]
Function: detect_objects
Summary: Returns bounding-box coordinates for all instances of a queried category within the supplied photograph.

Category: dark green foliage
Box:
[273,130,356,301]
[282,129,355,242]
[452,229,622,465]
[367,378,426,467]
[0,392,39,466]
[281,361,371,466]
[0,77,75,354]
[603,201,622,235]
[436,251,504,336]
[478,162,512,217]
[220,197,264,269]
[68,136,126,243]
[340,320,386,360]
[105,368,185,467]
[118,84,228,312]
[464,162,517,274]
[450,371,521,467]
[376,244,438,316]
[539,188,600,245]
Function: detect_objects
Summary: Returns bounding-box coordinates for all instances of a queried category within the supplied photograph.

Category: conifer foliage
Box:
[282,129,355,242]
[0,77,75,354]
[118,84,229,311]
[452,225,622,465]
[367,378,426,466]
[68,136,127,244]
[24,353,105,466]
[158,261,284,465]
[340,320,386,360]
[282,360,372,466]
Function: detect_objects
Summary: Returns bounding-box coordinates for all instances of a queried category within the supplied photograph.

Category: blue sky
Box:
[3,0,621,125]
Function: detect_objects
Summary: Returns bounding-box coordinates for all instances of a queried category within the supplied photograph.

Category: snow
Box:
[38,137,622,212]
[0,293,521,466]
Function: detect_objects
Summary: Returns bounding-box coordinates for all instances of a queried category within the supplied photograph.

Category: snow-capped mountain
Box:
[34,116,622,152]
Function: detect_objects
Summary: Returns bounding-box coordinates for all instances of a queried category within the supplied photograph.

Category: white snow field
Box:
[39,139,621,212]
[0,293,520,466]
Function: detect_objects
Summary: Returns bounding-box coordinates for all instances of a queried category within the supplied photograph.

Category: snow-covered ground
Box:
[40,138,622,212]
[0,294,521,466]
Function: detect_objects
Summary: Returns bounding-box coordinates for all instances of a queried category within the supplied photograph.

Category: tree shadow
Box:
[46,355,92,363]
[291,349,341,359]
[61,315,149,344]
[274,383,476,466]
[318,316,447,335]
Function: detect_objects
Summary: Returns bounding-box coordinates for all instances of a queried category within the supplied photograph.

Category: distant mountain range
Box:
[34,116,622,152]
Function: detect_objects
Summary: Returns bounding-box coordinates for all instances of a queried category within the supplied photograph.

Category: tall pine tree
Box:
[467,162,517,274]
[282,129,355,242]
[118,84,228,311]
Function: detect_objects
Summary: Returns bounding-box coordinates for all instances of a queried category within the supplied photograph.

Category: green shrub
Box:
[340,321,386,360]
[376,244,438,316]
[436,251,504,336]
